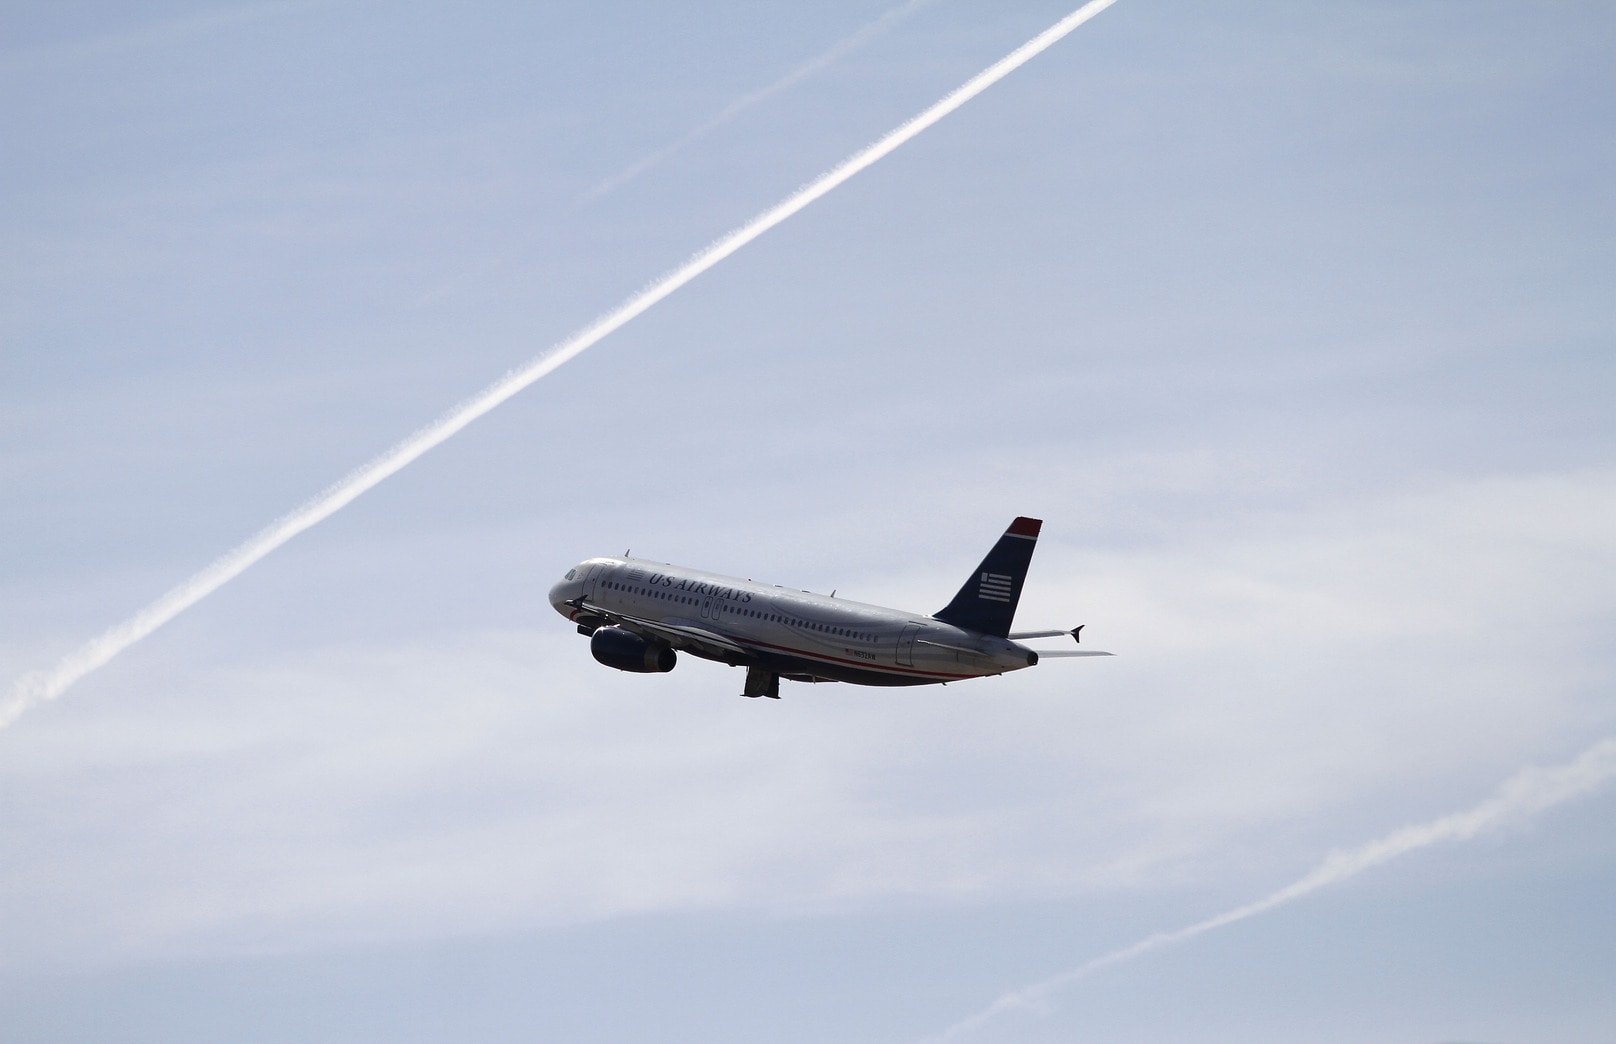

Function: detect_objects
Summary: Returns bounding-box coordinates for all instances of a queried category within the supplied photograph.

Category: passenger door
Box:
[897,622,923,667]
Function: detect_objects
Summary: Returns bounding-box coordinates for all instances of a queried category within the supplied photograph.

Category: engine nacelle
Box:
[590,626,676,674]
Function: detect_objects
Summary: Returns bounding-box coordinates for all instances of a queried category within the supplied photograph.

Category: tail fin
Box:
[932,517,1041,637]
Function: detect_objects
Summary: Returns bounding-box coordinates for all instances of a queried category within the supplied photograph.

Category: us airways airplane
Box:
[548,516,1109,698]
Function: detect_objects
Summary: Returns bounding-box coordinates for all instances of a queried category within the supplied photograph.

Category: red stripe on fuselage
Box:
[741,635,975,682]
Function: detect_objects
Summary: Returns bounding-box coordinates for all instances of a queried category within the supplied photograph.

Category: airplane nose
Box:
[548,578,575,615]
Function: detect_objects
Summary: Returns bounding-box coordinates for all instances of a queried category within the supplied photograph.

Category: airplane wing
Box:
[566,599,754,662]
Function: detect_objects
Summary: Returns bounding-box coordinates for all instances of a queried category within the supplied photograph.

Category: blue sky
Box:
[3,1,1614,1041]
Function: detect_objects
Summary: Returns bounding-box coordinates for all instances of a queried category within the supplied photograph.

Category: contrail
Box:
[934,734,1616,1041]
[579,0,941,204]
[0,0,1122,732]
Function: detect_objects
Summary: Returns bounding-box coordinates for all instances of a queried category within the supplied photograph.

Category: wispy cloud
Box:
[8,465,1607,970]
[578,0,941,204]
[0,1,315,72]
[935,735,1616,1040]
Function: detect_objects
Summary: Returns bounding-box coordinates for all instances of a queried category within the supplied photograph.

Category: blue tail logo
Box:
[932,517,1041,637]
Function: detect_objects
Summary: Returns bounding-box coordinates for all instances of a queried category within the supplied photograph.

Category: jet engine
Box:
[590,626,676,673]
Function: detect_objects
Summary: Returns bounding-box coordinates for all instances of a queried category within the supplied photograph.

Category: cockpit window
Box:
[565,568,577,581]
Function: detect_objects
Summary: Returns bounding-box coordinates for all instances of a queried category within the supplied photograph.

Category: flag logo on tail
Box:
[979,572,1013,602]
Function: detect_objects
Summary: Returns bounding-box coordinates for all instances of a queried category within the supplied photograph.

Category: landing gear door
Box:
[897,622,923,667]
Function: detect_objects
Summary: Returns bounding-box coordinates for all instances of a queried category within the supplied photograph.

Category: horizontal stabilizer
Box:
[1009,627,1084,642]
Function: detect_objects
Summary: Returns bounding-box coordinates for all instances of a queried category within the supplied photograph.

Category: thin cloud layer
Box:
[579,0,940,203]
[936,733,1616,1039]
[5,466,1610,970]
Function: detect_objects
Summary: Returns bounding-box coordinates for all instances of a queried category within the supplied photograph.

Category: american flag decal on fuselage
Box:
[979,572,1013,602]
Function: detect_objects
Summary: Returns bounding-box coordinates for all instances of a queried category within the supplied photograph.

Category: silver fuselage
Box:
[548,557,1038,686]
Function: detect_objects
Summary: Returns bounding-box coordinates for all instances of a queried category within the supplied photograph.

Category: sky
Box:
[2,1,1614,1041]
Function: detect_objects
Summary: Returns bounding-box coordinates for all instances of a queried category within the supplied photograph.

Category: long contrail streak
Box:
[934,734,1616,1041]
[0,0,1121,732]
[579,0,940,204]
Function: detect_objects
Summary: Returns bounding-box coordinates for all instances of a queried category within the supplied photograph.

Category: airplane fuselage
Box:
[548,557,1038,686]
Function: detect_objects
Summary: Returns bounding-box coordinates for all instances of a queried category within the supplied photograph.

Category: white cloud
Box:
[4,465,1610,972]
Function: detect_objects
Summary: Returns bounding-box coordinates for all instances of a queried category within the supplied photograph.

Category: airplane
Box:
[547,516,1110,698]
